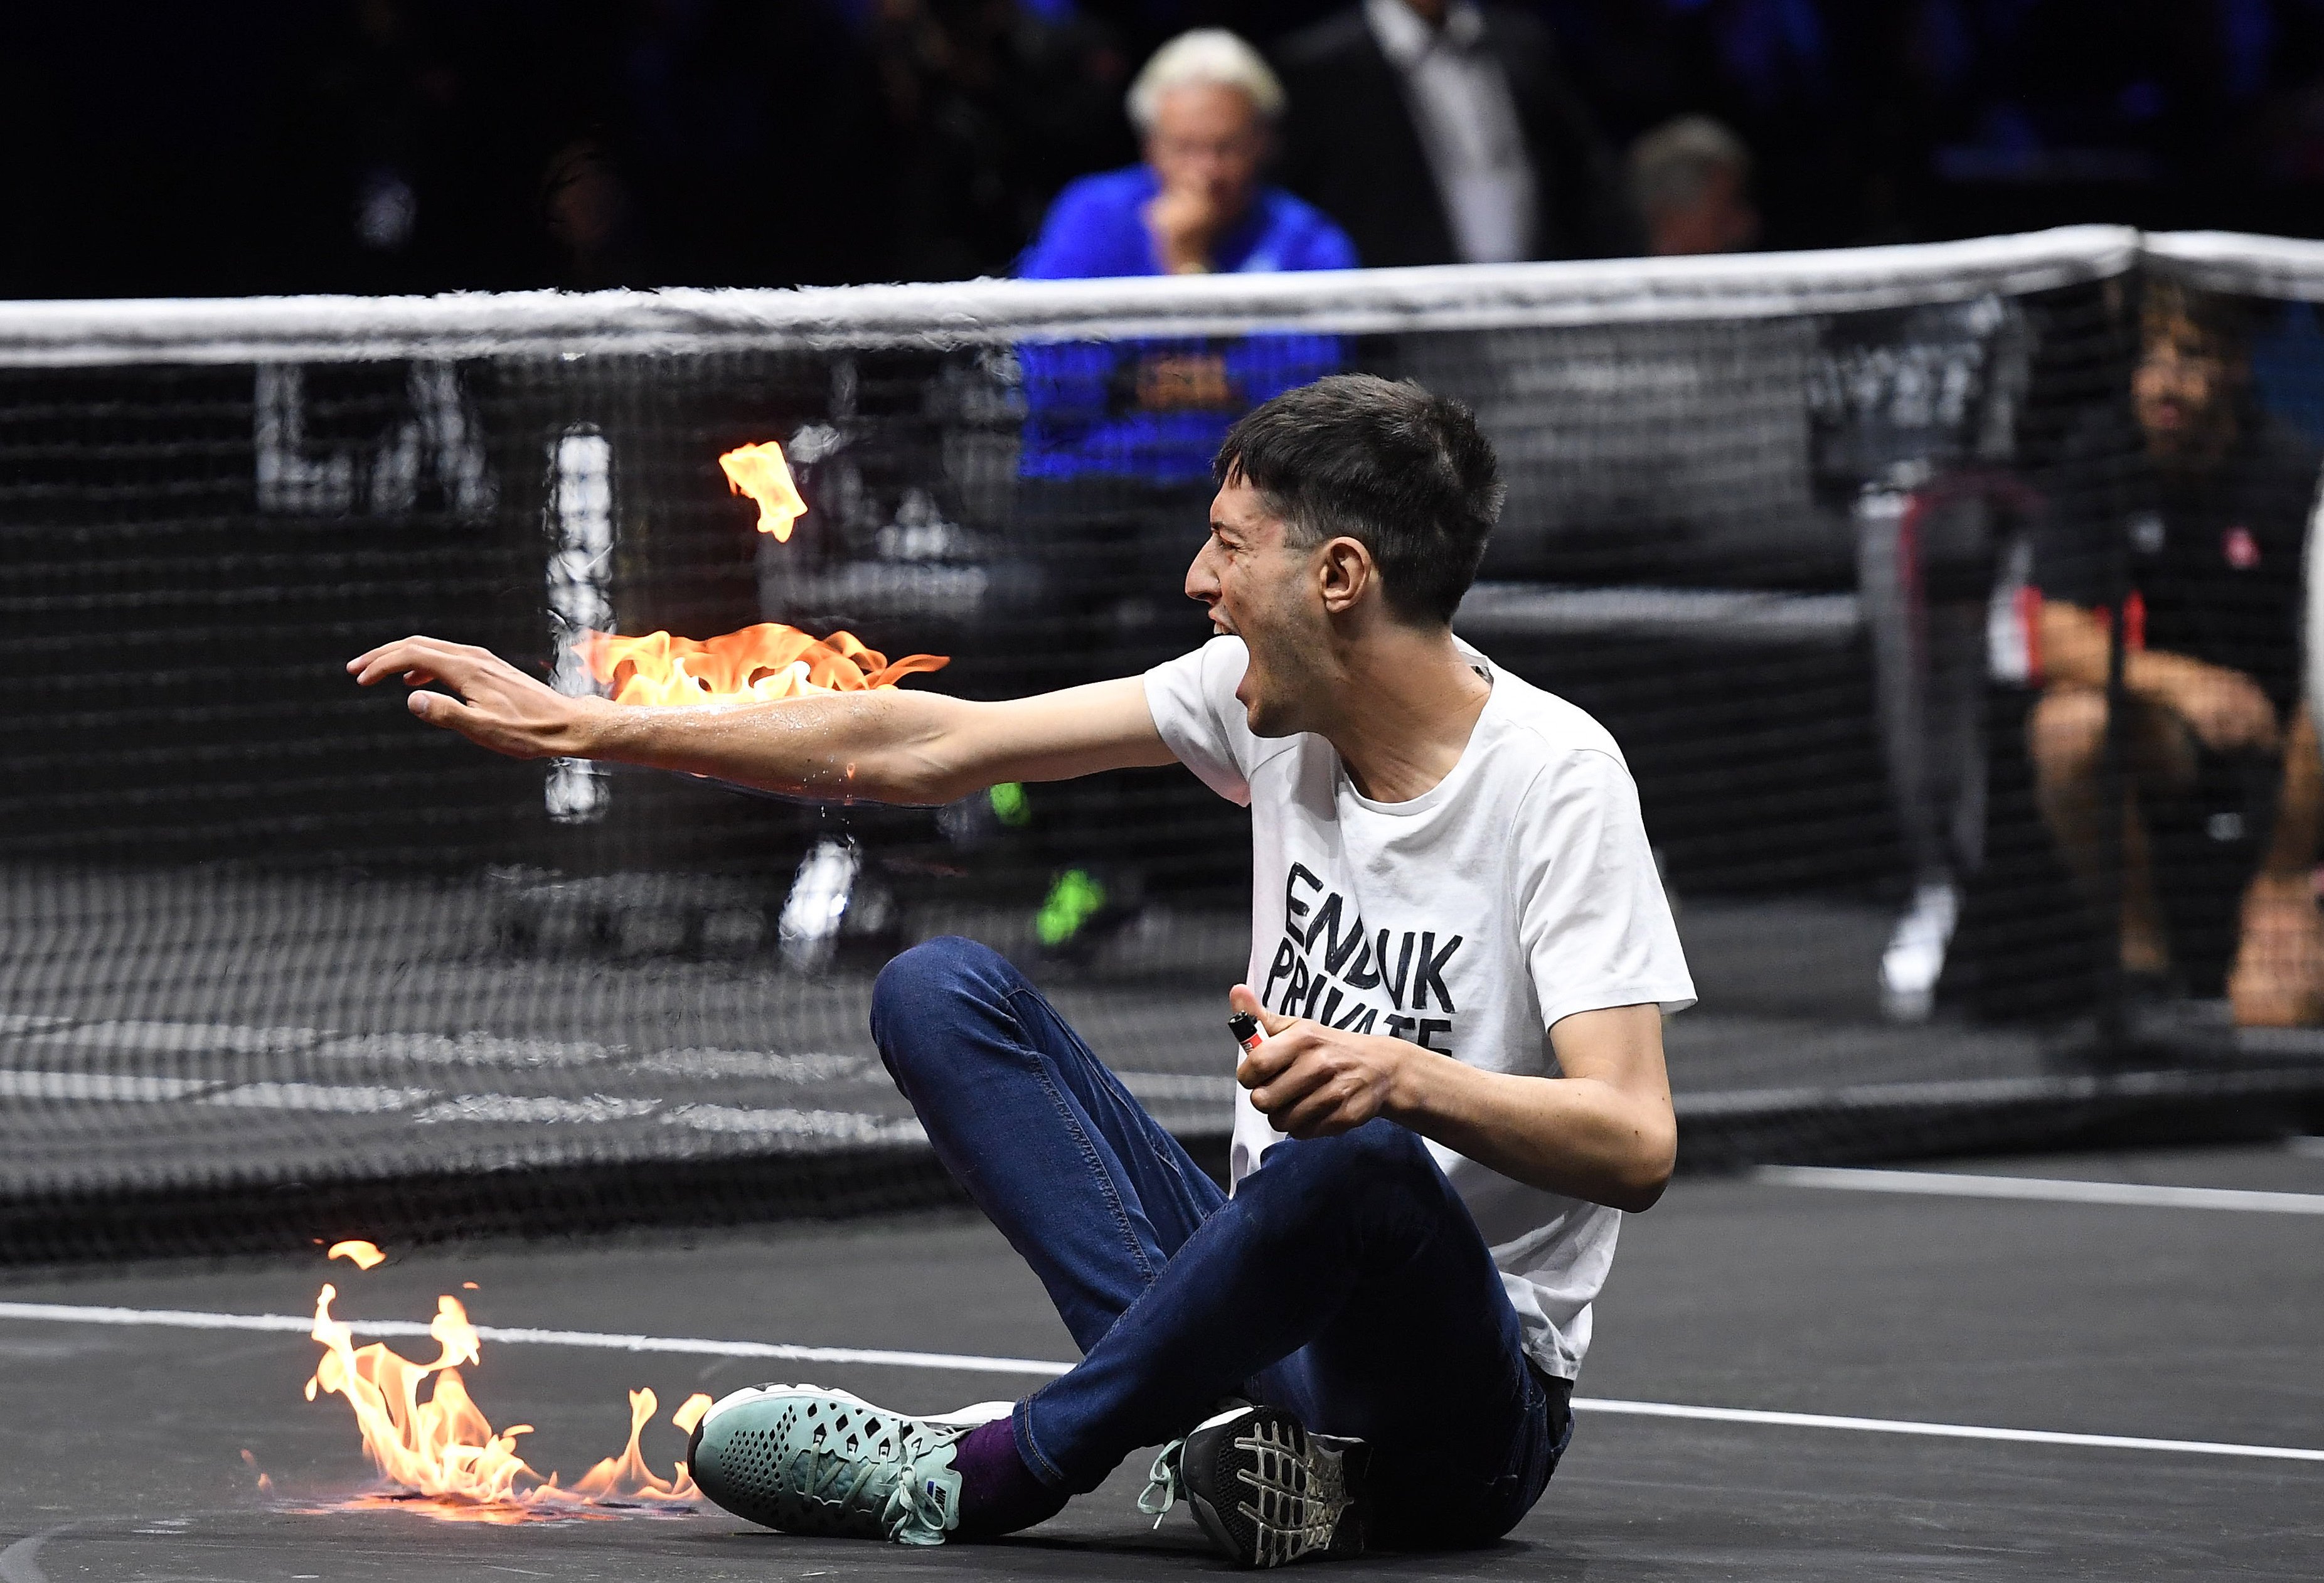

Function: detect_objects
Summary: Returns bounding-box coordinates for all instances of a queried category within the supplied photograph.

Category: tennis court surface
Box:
[3,1139,2316,1581]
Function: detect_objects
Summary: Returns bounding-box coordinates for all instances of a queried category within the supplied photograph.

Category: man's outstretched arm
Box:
[347,636,1176,804]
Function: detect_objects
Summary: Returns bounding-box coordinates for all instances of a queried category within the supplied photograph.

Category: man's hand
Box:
[348,636,598,760]
[2158,661,2279,754]
[1229,984,1414,1139]
[1134,352,1235,412]
[1144,182,1227,275]
[2044,600,2281,754]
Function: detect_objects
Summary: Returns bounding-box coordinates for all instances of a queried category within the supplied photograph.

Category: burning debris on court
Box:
[301,1247,710,1523]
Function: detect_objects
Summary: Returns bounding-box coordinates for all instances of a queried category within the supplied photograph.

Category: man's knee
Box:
[1262,1121,1442,1212]
[870,936,1013,1057]
[2028,687,2109,787]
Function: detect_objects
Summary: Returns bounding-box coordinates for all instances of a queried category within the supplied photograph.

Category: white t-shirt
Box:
[1143,636,1695,1380]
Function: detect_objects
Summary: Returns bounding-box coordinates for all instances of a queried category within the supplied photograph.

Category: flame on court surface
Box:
[577,624,947,707]
[328,1239,385,1270]
[302,1271,712,1523]
[718,440,808,541]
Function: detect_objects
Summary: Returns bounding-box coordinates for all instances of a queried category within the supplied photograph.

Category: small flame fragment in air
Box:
[718,440,808,541]
[301,1266,713,1522]
[242,1448,274,1494]
[577,624,947,708]
[328,1240,386,1270]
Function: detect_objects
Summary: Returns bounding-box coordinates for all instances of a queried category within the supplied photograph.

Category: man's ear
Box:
[1314,535,1375,616]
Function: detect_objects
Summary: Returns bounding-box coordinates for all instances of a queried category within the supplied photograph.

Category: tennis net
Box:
[4,227,2319,1259]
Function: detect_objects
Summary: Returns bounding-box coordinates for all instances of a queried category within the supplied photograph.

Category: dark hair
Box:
[1213,374,1503,626]
[2143,275,2261,358]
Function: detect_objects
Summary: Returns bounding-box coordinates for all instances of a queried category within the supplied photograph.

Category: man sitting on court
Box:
[2030,279,2324,1025]
[349,375,1693,1566]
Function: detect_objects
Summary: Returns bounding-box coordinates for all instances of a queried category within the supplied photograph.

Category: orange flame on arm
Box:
[718,441,808,541]
[577,624,947,708]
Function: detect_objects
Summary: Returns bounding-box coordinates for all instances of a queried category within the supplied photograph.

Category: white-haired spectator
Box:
[1629,115,1761,257]
[1126,28,1287,137]
[1018,27,1349,284]
[1014,23,1354,477]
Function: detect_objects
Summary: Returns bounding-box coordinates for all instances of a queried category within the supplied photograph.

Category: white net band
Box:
[0,225,2140,366]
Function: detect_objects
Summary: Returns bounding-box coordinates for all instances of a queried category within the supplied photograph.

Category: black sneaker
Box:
[1140,1404,1367,1568]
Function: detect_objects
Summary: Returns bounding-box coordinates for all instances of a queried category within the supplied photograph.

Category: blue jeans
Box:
[870,937,1572,1548]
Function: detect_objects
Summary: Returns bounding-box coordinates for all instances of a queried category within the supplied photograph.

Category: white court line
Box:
[1570,1399,2324,1462]
[0,1301,1070,1378]
[1753,1165,2324,1215]
[3,1301,2320,1464]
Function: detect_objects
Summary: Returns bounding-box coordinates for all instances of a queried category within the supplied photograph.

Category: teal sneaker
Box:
[1139,1404,1368,1568]
[687,1384,1011,1546]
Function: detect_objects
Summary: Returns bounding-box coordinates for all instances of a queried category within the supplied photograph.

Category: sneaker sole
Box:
[1181,1406,1366,1569]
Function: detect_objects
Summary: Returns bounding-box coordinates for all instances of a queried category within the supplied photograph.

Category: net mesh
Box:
[4,227,2320,1259]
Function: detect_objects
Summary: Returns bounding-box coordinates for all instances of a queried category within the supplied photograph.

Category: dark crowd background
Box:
[9,0,2324,300]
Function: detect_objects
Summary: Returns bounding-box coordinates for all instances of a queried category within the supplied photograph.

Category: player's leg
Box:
[867,934,1226,1348]
[2230,703,2324,1025]
[1020,1120,1564,1551]
[688,934,1230,1545]
[2028,684,2193,976]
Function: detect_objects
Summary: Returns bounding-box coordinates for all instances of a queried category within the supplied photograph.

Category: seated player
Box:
[349,376,1692,1565]
[2028,279,2324,1025]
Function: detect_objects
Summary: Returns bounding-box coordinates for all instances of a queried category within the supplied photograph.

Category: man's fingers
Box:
[1275,1094,1353,1141]
[1236,1024,1301,1085]
[1249,1055,1330,1116]
[1237,1043,1296,1088]
[406,688,471,728]
[1227,983,1294,1037]
[349,636,475,688]
[1272,1072,1371,1139]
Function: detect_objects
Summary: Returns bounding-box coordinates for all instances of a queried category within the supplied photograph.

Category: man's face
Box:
[1646,164,1760,257]
[1144,83,1267,222]
[1186,475,1326,737]
[2134,315,2241,462]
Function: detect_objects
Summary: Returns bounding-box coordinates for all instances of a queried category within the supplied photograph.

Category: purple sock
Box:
[951,1415,1067,1538]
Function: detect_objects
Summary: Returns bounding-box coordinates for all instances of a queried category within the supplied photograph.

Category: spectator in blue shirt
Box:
[1016,29,1358,484]
[1005,29,1357,956]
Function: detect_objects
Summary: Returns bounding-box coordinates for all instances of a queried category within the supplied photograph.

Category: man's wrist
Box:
[552,696,621,761]
[1375,1035,1443,1125]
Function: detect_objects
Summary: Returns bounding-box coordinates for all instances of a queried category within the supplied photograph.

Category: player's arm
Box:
[346,636,1175,804]
[1229,991,1676,1213]
[2037,598,2278,751]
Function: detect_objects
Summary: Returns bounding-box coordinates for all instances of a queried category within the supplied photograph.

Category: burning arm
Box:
[348,637,1175,804]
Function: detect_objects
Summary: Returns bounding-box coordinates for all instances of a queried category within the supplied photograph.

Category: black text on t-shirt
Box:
[1261,863,1464,1055]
